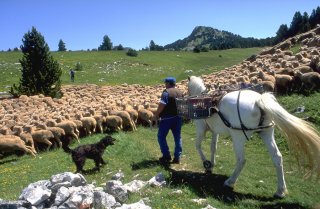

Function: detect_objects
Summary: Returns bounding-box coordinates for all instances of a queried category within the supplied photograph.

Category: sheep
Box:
[275,74,293,94]
[258,70,276,84]
[70,119,83,137]
[144,102,158,126]
[93,115,106,133]
[37,123,65,148]
[24,126,54,151]
[75,113,97,136]
[12,126,37,154]
[46,119,80,143]
[260,81,275,92]
[0,135,36,157]
[134,104,154,127]
[103,115,123,132]
[294,66,313,74]
[108,109,137,131]
[294,71,320,92]
[121,103,138,125]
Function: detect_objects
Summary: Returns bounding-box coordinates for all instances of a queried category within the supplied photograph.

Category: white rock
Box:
[124,180,147,193]
[93,190,117,209]
[115,200,151,209]
[148,172,166,187]
[105,180,128,203]
[53,186,70,206]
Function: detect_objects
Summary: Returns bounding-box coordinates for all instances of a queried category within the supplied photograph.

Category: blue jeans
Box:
[157,116,182,159]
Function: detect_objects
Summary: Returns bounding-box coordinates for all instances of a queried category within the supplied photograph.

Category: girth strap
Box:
[236,90,251,140]
[211,92,274,138]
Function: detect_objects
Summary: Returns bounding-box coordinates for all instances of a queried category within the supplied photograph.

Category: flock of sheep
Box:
[1,25,320,158]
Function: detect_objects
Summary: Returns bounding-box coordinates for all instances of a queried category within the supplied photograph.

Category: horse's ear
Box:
[187,76,191,81]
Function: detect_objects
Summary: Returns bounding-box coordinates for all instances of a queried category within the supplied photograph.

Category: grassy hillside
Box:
[0,48,261,92]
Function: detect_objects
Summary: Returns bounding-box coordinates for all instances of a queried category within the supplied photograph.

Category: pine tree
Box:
[309,6,320,28]
[58,39,67,51]
[98,35,113,50]
[275,24,289,43]
[10,27,62,98]
[289,12,303,37]
[301,12,311,33]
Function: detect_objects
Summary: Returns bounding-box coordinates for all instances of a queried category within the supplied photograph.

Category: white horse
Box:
[187,75,320,198]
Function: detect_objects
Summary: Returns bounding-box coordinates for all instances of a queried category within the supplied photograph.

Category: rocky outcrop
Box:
[0,171,166,209]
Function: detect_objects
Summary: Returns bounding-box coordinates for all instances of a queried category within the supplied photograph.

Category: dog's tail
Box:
[62,143,73,154]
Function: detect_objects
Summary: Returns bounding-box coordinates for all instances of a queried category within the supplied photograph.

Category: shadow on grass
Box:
[0,158,18,165]
[130,159,307,208]
[131,159,160,170]
[167,168,307,209]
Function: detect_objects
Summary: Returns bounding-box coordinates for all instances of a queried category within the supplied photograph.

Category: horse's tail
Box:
[257,92,320,178]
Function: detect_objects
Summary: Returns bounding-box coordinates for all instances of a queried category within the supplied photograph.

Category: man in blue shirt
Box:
[155,77,183,165]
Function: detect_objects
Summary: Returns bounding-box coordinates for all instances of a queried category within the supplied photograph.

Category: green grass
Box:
[1,49,320,208]
[0,48,261,92]
[1,93,320,208]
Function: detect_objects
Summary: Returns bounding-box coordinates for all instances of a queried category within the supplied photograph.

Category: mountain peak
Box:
[164,26,265,50]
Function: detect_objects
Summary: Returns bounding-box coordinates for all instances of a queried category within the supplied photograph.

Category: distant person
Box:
[70,69,75,82]
[154,77,183,165]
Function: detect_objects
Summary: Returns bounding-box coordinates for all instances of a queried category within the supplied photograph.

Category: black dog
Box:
[63,135,115,173]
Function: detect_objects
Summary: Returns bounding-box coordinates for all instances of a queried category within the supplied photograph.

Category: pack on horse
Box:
[185,75,320,198]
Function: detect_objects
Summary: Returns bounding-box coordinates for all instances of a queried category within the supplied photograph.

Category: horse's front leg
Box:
[195,120,211,173]
[209,133,219,171]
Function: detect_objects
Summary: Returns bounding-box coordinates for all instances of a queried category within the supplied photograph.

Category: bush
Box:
[200,46,209,52]
[126,49,138,57]
[75,62,83,71]
[193,46,200,53]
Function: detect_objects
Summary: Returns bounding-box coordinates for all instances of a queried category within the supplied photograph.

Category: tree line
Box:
[274,7,320,44]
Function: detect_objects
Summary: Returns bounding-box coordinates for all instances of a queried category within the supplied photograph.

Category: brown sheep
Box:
[275,74,293,94]
[0,135,36,157]
[108,109,137,131]
[37,123,65,148]
[258,70,276,84]
[12,126,37,154]
[104,115,123,132]
[259,81,275,92]
[121,103,139,125]
[144,102,158,126]
[24,126,54,151]
[294,71,320,92]
[93,115,106,133]
[75,113,97,136]
[46,119,80,143]
[134,104,154,127]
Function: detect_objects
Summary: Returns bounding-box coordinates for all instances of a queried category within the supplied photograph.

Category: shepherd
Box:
[70,69,75,82]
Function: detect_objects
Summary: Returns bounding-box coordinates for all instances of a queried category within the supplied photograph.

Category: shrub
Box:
[75,62,83,71]
[193,46,201,53]
[126,49,138,57]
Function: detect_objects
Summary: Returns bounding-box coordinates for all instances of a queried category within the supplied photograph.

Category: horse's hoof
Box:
[223,180,234,190]
[273,190,288,199]
[273,193,286,199]
[205,169,212,174]
[203,160,212,170]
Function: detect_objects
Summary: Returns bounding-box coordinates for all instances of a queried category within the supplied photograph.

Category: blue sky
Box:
[0,0,319,51]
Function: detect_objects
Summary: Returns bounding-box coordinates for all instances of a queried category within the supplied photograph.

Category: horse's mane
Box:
[188,76,206,95]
